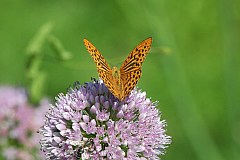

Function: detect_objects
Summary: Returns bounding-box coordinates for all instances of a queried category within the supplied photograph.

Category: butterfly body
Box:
[111,66,124,99]
[112,67,120,85]
[84,37,152,101]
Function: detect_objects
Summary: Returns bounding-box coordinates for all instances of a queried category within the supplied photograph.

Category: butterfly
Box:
[83,37,152,101]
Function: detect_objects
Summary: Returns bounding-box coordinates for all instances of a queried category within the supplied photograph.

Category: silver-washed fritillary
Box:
[83,37,152,101]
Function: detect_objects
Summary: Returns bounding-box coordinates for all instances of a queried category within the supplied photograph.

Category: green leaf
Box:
[26,22,53,56]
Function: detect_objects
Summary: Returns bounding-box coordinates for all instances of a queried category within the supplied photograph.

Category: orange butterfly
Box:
[83,37,152,101]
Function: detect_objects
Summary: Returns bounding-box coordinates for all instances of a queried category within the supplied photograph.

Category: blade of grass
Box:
[219,0,240,158]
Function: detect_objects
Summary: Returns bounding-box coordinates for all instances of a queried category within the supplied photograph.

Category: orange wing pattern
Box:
[83,37,152,101]
[120,37,152,99]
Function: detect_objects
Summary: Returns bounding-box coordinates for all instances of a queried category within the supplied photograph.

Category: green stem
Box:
[25,22,53,104]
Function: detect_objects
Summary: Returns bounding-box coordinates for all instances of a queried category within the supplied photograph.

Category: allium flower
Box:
[0,86,49,160]
[39,79,171,160]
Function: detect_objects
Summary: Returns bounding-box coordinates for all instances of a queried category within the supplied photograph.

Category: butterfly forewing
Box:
[83,39,112,72]
[120,37,152,99]
[120,37,152,74]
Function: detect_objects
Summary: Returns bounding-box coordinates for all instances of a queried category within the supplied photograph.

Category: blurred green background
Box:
[0,0,239,159]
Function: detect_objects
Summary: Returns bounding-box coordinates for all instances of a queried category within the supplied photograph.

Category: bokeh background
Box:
[0,0,239,160]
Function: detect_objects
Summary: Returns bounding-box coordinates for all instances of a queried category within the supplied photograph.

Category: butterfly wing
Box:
[120,37,152,99]
[120,69,142,100]
[83,39,119,98]
[84,39,112,73]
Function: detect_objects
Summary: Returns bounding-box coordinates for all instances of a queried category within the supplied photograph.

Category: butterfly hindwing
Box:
[120,69,142,99]
[97,69,118,97]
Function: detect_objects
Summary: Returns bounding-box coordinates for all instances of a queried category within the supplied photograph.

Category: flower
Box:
[39,79,171,160]
[0,86,49,160]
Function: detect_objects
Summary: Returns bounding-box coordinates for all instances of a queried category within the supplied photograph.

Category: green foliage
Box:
[25,22,72,104]
[0,0,239,159]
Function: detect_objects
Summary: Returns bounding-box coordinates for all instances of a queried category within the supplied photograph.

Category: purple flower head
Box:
[39,79,171,160]
[0,86,49,160]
